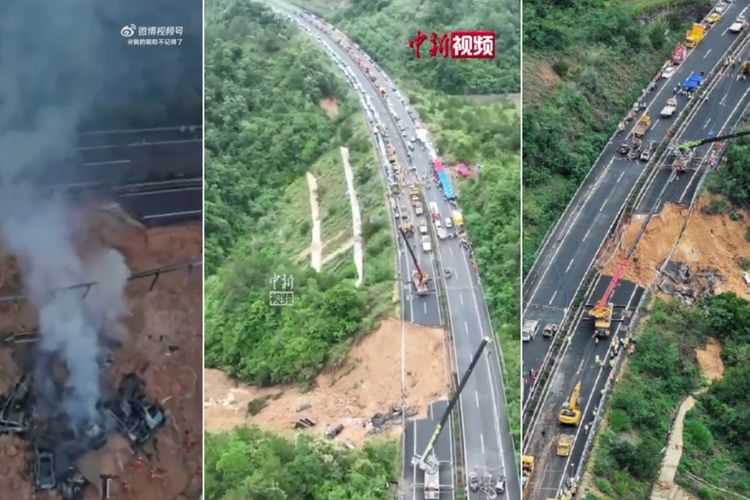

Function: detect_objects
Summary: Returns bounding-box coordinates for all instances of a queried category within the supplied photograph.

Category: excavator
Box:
[521,455,534,499]
[559,382,582,426]
[399,227,429,295]
[412,338,491,499]
[673,128,750,172]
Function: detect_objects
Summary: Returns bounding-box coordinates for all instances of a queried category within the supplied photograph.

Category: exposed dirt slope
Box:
[205,317,450,447]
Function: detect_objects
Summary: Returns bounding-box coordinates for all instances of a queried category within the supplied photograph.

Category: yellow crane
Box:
[559,382,582,426]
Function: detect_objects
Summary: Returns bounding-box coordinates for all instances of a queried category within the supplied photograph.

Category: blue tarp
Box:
[682,74,704,91]
[438,170,456,200]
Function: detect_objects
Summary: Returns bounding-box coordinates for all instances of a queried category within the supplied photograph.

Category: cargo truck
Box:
[451,210,464,228]
[685,23,705,49]
[633,115,652,138]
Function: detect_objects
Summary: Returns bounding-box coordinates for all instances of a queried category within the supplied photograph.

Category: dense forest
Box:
[205,0,396,387]
[522,0,711,273]
[589,293,750,498]
[206,426,399,499]
[707,133,750,209]
[301,0,520,95]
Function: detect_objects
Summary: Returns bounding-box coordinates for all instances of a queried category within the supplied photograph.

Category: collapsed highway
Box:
[522,1,750,498]
[266,1,519,498]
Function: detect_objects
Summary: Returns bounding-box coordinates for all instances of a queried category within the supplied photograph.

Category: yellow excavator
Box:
[559,382,582,426]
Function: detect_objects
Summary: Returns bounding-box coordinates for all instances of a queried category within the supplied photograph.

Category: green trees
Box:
[708,135,750,209]
[205,427,399,500]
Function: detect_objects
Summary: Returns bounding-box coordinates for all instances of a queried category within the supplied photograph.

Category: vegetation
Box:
[590,293,750,498]
[590,299,702,498]
[523,0,711,273]
[205,0,394,387]
[301,0,520,95]
[206,426,399,500]
[679,293,750,498]
[707,133,750,210]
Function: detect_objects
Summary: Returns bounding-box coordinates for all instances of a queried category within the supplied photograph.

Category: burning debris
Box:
[658,260,724,304]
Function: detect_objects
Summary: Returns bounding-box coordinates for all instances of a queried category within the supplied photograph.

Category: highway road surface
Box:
[115,178,202,225]
[522,0,750,405]
[523,2,750,498]
[268,2,519,498]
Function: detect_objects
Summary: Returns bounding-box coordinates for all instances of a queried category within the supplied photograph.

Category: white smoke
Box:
[0,189,130,423]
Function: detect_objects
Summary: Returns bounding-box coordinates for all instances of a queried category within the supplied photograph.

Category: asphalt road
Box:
[522,2,750,498]
[115,179,202,226]
[268,2,519,498]
[522,0,750,405]
[524,279,645,500]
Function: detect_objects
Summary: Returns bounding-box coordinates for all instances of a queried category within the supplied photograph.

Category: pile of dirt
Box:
[695,338,724,382]
[205,317,450,447]
[319,97,340,119]
[0,198,202,499]
[601,195,750,300]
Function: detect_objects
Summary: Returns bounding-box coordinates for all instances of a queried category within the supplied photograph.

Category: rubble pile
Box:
[658,260,724,304]
[367,404,417,434]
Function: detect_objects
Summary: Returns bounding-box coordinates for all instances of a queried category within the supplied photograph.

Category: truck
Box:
[660,97,678,118]
[672,43,686,65]
[685,23,705,49]
[557,434,574,457]
[410,186,420,205]
[451,210,464,228]
[633,115,651,138]
[522,456,534,499]
[424,468,440,500]
[522,319,539,342]
[428,201,440,220]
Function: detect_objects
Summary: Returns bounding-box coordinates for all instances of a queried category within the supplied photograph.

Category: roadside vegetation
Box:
[523,0,711,273]
[205,0,393,387]
[587,293,750,499]
[205,426,399,499]
[707,133,750,209]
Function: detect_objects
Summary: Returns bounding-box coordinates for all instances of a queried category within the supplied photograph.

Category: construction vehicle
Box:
[632,115,651,138]
[685,23,705,49]
[400,227,429,295]
[559,382,582,426]
[671,128,750,172]
[588,258,628,338]
[401,221,414,237]
[672,43,686,65]
[660,97,678,118]
[521,455,534,499]
[410,185,420,205]
[557,434,574,456]
[412,338,491,500]
[451,209,464,228]
[388,144,396,164]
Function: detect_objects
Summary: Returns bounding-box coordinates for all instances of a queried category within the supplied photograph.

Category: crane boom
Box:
[413,337,490,469]
[596,258,628,309]
[399,226,423,280]
[677,128,750,152]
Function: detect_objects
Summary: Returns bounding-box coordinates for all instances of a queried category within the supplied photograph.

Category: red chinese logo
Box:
[409,30,495,59]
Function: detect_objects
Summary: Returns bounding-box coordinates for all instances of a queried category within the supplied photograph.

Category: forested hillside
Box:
[523,0,711,273]
[205,0,394,387]
[206,427,398,499]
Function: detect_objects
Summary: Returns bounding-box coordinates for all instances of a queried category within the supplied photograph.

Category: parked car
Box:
[661,66,676,79]
[421,236,432,252]
[444,217,453,229]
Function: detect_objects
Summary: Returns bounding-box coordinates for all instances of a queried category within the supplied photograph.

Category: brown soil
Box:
[320,97,340,119]
[601,195,750,299]
[205,317,450,447]
[0,198,202,499]
[695,338,725,382]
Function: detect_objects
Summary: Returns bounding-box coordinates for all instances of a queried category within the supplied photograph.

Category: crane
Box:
[559,381,582,426]
[588,258,628,338]
[673,128,750,171]
[399,226,429,295]
[413,337,490,499]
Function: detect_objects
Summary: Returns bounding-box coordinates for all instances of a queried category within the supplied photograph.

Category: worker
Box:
[595,354,601,367]
[584,423,590,434]
[541,429,546,438]
[609,358,616,369]
[618,121,625,134]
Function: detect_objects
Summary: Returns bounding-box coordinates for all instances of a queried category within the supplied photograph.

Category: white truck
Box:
[660,97,678,118]
[522,319,540,342]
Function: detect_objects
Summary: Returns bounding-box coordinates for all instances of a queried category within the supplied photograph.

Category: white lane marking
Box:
[464,321,469,336]
[599,196,608,212]
[449,245,454,256]
[459,293,464,306]
[703,117,712,129]
[616,171,624,183]
[653,118,660,129]
[704,48,713,59]
[480,433,485,455]
[549,289,558,306]
[475,390,480,409]
[565,258,576,273]
[583,227,592,241]
[423,302,427,315]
